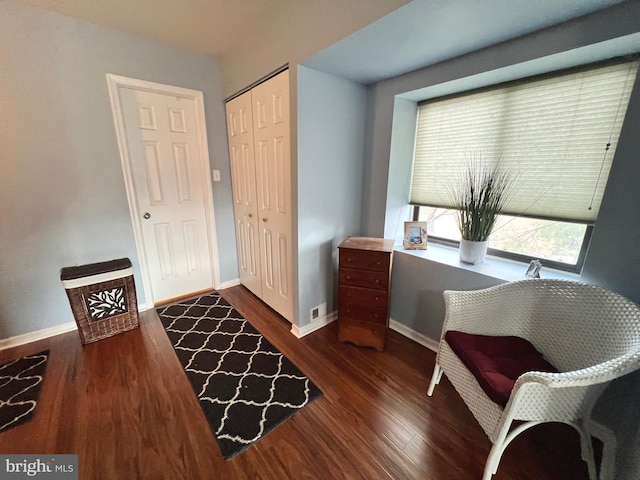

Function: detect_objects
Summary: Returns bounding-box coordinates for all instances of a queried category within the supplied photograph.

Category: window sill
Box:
[394,242,580,283]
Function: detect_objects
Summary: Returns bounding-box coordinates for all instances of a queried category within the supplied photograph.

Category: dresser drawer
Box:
[338,319,386,352]
[339,285,388,307]
[339,249,390,272]
[339,268,388,290]
[339,302,388,325]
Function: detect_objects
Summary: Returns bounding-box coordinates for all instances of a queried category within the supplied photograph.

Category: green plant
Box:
[449,157,516,242]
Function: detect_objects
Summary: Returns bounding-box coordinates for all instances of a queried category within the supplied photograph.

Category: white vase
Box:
[459,239,489,265]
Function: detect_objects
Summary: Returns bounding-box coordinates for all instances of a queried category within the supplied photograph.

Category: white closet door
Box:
[251,71,293,322]
[226,91,262,297]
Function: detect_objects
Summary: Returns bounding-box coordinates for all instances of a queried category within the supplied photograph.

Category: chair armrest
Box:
[514,352,640,390]
[504,372,606,426]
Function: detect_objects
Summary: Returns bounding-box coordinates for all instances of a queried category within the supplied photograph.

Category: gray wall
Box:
[296,66,366,326]
[361,4,640,478]
[582,69,640,480]
[0,2,237,338]
[582,71,640,303]
[390,252,503,340]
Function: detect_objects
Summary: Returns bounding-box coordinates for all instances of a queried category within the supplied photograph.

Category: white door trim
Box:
[106,74,221,306]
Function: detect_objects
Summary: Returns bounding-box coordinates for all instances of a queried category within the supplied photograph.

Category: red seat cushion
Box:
[445,330,558,407]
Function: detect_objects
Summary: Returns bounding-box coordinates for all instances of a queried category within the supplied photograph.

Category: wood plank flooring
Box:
[0,285,593,479]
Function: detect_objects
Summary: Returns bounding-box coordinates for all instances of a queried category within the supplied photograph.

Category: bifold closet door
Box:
[226,91,262,297]
[251,70,293,322]
[225,70,293,322]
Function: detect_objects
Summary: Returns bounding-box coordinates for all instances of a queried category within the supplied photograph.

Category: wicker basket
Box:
[61,258,139,344]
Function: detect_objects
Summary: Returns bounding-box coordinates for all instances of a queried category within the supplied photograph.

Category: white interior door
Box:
[226,91,263,297]
[108,77,216,304]
[252,70,293,321]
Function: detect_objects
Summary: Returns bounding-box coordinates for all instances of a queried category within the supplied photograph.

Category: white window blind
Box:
[410,60,638,223]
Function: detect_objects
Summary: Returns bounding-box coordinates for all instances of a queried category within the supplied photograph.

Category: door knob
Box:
[262,217,268,222]
[143,212,151,219]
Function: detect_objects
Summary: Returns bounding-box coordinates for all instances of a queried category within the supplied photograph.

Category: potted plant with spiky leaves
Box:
[449,157,516,265]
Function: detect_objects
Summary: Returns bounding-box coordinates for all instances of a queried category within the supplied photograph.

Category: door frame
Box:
[106,73,221,306]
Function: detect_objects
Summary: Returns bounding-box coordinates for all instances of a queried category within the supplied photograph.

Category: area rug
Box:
[157,293,322,459]
[0,350,49,433]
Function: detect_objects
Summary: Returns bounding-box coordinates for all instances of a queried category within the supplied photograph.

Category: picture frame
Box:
[403,221,428,250]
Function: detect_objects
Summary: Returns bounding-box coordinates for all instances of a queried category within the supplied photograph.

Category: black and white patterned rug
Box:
[157,293,322,459]
[0,350,49,433]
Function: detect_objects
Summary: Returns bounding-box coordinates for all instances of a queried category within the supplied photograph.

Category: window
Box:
[414,206,591,271]
[409,59,638,272]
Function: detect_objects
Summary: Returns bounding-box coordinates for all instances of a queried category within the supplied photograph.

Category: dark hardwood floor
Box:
[0,285,593,479]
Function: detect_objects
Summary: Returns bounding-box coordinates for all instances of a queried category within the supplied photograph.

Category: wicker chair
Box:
[427,279,640,480]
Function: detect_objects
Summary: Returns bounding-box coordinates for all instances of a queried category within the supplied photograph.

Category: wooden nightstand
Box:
[337,237,394,351]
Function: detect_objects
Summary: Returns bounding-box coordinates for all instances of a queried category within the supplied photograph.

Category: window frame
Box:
[412,205,592,273]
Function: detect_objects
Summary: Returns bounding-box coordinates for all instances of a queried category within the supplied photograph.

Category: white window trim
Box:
[394,242,579,283]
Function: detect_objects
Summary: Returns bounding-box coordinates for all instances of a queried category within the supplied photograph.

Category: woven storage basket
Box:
[61,258,139,344]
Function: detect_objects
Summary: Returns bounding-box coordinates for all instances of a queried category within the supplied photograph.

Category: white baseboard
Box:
[292,312,438,342]
[389,318,440,352]
[216,278,241,290]
[291,311,337,338]
[0,301,150,351]
[288,313,440,347]
[0,321,78,351]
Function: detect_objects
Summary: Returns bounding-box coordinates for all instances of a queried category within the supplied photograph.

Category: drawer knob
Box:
[347,258,352,262]
[346,275,351,280]
[375,279,380,284]
[374,296,379,301]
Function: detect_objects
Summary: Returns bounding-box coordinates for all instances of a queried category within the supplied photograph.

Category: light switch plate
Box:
[213,170,221,182]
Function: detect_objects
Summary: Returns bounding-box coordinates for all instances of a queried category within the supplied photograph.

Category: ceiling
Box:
[303,0,629,84]
[17,0,630,85]
[15,0,294,58]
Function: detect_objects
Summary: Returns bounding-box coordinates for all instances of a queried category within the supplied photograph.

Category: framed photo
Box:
[403,221,428,250]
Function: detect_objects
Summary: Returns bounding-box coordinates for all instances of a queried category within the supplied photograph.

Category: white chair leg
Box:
[483,421,543,480]
[483,442,503,480]
[576,422,598,480]
[582,437,598,480]
[590,421,616,480]
[427,363,443,396]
